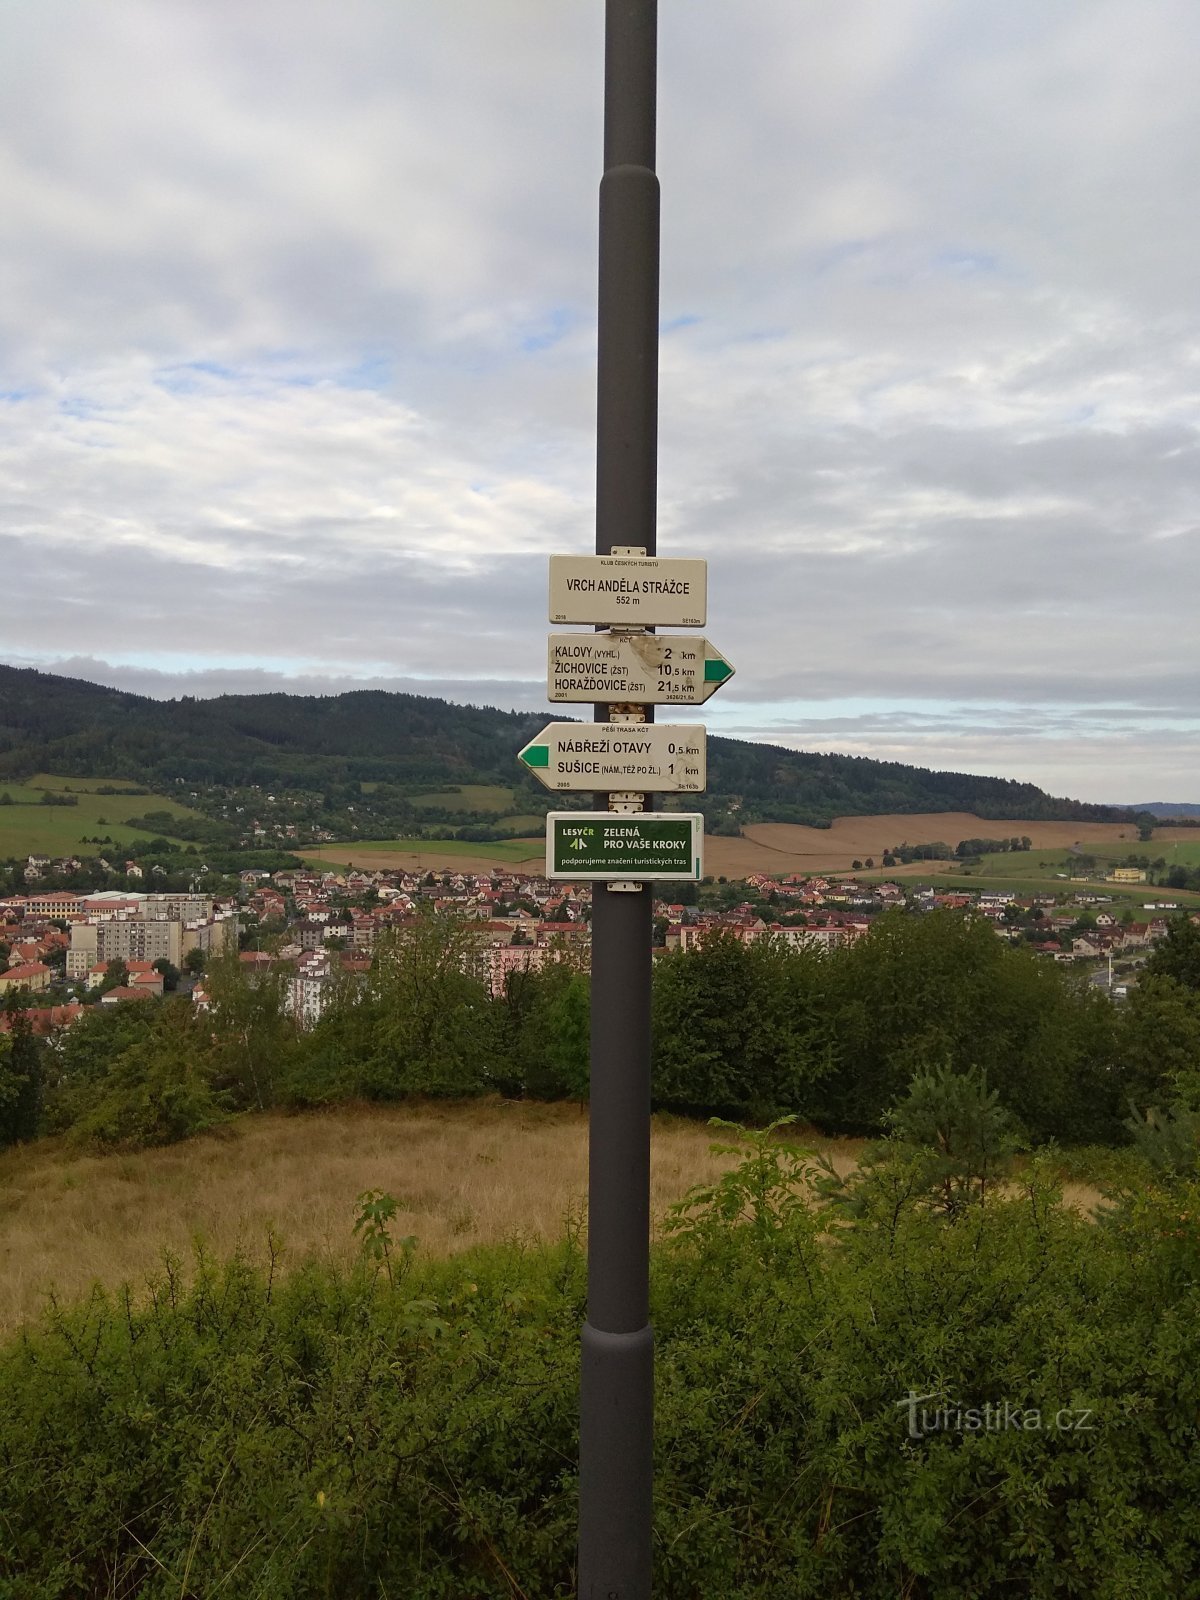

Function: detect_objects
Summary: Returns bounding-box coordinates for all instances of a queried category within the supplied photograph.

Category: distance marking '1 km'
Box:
[547,632,734,704]
[548,554,706,627]
[517,722,706,792]
[546,811,704,881]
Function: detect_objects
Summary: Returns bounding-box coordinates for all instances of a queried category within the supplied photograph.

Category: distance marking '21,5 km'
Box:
[546,632,734,705]
[517,722,707,793]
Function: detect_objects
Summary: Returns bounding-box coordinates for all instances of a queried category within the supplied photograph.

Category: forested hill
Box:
[0,663,1138,827]
[0,665,536,792]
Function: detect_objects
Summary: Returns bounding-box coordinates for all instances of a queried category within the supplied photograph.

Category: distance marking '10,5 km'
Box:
[517,722,706,793]
[547,632,734,705]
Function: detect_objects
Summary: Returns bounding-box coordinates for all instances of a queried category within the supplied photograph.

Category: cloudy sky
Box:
[3,2,1198,804]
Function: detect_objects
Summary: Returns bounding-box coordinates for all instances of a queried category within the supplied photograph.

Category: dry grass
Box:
[0,1103,1106,1336]
[1060,1181,1105,1217]
[300,812,1169,880]
[705,814,1148,878]
[0,1102,865,1335]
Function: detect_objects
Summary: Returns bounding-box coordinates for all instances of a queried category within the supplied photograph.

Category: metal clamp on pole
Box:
[608,787,647,892]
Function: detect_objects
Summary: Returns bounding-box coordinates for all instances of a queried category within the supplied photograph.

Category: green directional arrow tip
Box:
[704,657,733,682]
[521,743,550,767]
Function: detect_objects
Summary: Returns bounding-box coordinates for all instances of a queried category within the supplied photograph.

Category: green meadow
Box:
[877,866,1200,910]
[408,784,520,813]
[0,775,201,858]
[962,840,1200,878]
[302,835,542,868]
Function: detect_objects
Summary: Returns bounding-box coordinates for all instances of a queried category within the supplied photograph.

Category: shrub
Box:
[5,1132,1200,1595]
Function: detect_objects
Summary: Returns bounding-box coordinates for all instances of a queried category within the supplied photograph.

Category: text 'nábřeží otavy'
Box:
[557,739,654,753]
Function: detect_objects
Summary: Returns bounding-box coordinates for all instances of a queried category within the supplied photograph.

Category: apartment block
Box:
[66,912,236,980]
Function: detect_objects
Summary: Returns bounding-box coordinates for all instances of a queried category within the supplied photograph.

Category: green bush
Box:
[4,1126,1200,1596]
[32,908,1154,1152]
[44,1000,227,1150]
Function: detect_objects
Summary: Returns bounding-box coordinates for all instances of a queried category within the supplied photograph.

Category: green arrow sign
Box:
[518,722,706,792]
[546,633,735,705]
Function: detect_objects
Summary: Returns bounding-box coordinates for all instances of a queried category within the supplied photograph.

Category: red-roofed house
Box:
[0,962,52,994]
[99,985,154,1005]
[0,1004,84,1036]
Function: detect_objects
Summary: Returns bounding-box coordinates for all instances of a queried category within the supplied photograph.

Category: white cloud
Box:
[2,1,1199,802]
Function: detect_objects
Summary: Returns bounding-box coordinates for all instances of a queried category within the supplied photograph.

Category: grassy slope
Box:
[303,837,543,867]
[302,819,1200,888]
[873,838,1200,909]
[0,774,202,857]
[0,1102,1112,1337]
[0,1103,847,1333]
[865,868,1200,910]
[408,784,519,812]
[966,841,1200,876]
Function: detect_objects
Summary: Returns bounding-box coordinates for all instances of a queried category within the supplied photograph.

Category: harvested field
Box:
[304,813,1177,881]
[703,813,1150,878]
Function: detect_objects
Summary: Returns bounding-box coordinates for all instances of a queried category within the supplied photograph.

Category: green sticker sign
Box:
[546,812,703,881]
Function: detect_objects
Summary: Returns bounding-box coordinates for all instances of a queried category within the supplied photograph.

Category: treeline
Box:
[121,809,237,845]
[0,665,546,794]
[878,837,1030,864]
[703,734,1142,826]
[8,910,1200,1156]
[0,663,1146,830]
[955,834,1033,857]
[884,840,954,863]
[0,790,79,807]
[0,845,303,898]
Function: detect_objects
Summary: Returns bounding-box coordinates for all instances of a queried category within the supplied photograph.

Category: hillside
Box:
[0,663,1142,842]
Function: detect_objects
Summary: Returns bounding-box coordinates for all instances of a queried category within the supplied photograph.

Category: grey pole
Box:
[579,3,658,1597]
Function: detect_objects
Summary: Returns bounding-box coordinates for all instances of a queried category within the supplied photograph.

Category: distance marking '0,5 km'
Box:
[517,722,707,793]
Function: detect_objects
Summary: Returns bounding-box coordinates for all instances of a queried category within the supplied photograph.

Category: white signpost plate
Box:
[548,554,707,627]
[518,722,706,792]
[547,633,734,704]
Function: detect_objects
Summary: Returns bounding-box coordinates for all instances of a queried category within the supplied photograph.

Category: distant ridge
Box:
[0,662,1145,830]
[1124,802,1200,819]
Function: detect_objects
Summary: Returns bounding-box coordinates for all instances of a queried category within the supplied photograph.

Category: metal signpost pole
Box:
[578,2,658,1596]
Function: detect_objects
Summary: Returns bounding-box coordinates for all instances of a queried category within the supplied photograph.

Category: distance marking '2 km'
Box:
[546,633,733,704]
